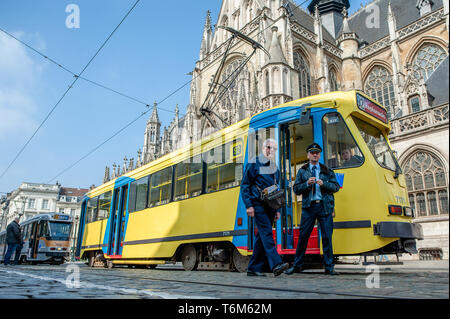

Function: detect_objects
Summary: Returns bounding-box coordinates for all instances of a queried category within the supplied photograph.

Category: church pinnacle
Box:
[308,0,350,39]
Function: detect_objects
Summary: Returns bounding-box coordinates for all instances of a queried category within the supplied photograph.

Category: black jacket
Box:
[6,221,21,245]
[293,163,340,214]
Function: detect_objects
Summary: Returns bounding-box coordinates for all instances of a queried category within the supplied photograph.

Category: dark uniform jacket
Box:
[241,155,281,212]
[293,163,340,214]
[6,220,21,245]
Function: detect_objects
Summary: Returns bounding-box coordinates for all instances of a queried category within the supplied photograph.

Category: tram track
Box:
[8,264,425,299]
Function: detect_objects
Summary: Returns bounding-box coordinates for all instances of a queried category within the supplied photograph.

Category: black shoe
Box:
[324,269,339,276]
[247,271,266,277]
[284,266,304,275]
[272,262,290,276]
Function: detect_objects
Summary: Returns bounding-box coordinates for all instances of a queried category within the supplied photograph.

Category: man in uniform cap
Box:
[285,142,340,275]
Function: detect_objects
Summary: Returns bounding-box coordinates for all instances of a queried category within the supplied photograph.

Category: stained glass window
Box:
[412,44,447,82]
[293,52,311,98]
[329,69,339,92]
[403,151,449,217]
[364,66,396,119]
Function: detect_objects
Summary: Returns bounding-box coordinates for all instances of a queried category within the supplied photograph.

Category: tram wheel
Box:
[181,244,198,271]
[232,247,249,273]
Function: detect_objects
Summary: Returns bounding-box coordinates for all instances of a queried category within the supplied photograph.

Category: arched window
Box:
[293,52,311,98]
[364,66,396,120]
[329,68,339,92]
[265,71,270,96]
[408,95,421,113]
[411,43,447,82]
[282,68,288,95]
[403,150,449,217]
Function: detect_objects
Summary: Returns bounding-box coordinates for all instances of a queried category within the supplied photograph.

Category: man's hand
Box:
[307,177,316,185]
[274,212,281,221]
[316,179,324,186]
[247,207,255,217]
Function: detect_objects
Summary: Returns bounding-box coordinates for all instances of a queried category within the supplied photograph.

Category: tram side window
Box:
[129,176,149,213]
[206,139,243,193]
[86,196,99,224]
[98,191,112,220]
[148,167,173,207]
[174,155,203,201]
[322,113,364,169]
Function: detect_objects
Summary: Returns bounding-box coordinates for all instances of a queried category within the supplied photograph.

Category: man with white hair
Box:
[241,138,289,277]
[3,217,22,266]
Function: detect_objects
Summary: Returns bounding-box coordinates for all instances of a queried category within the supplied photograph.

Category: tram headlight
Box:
[388,205,403,215]
[403,207,413,217]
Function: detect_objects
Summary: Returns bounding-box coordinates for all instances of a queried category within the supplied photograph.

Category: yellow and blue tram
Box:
[76,90,423,271]
[0,213,73,265]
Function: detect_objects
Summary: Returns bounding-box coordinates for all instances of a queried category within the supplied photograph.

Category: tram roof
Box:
[20,213,73,225]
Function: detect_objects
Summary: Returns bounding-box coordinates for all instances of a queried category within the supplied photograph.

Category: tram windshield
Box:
[48,222,71,240]
[353,117,397,172]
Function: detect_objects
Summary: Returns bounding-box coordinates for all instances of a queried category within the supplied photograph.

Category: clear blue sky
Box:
[0,0,364,194]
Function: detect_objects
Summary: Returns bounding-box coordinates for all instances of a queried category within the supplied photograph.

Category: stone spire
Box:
[103,166,110,184]
[149,101,160,124]
[267,26,287,65]
[143,101,161,164]
[200,10,213,60]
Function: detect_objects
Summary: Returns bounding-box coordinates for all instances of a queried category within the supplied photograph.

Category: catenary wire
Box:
[0,0,141,180]
[0,26,180,116]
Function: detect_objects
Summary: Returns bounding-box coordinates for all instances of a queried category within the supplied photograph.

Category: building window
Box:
[329,69,339,92]
[409,95,421,113]
[293,51,311,98]
[364,66,396,120]
[70,208,75,216]
[403,150,449,217]
[412,43,447,82]
[28,199,35,209]
[59,208,64,214]
[42,199,49,210]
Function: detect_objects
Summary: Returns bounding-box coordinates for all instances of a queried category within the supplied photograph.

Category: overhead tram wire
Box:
[46,76,193,184]
[46,0,312,182]
[0,0,141,180]
[0,27,179,116]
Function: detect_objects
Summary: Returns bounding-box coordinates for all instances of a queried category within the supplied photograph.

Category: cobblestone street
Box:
[0,260,448,299]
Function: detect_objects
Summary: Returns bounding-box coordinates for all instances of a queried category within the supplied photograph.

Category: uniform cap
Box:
[306,143,322,153]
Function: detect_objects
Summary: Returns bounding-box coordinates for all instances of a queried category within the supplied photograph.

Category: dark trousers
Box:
[13,244,23,265]
[4,243,17,265]
[293,202,334,271]
[248,209,282,272]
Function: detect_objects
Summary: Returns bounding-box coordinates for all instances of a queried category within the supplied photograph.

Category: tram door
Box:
[279,120,314,250]
[108,185,128,257]
[30,222,40,259]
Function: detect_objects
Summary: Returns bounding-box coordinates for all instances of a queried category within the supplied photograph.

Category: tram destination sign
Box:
[356,93,388,124]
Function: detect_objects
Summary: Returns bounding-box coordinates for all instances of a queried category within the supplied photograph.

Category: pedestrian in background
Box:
[285,143,340,275]
[3,217,22,266]
[241,138,289,277]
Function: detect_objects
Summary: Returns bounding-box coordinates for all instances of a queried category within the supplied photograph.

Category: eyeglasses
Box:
[265,146,277,151]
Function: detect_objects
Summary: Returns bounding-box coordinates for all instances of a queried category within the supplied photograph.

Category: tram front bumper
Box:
[373,221,423,240]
